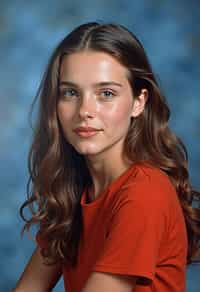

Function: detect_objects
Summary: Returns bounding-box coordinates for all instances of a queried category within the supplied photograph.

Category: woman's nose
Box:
[78,95,97,119]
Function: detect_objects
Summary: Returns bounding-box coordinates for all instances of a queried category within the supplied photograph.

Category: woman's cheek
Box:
[102,103,130,126]
[57,104,75,124]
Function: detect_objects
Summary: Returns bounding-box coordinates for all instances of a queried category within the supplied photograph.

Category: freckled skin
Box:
[57,51,144,163]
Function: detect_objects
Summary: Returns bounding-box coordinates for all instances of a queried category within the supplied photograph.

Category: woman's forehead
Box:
[59,51,130,86]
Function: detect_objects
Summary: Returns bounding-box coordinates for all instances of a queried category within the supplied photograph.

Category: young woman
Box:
[14,21,200,292]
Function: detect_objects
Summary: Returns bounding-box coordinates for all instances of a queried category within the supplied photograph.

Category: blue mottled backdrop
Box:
[0,0,199,291]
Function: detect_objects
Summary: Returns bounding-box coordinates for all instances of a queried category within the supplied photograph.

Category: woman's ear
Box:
[131,89,148,118]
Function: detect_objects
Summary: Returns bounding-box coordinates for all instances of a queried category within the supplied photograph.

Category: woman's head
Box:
[57,50,148,161]
[39,21,169,162]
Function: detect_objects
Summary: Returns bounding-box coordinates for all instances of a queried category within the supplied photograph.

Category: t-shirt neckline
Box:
[80,162,138,207]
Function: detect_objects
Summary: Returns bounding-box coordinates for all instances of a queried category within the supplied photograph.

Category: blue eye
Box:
[64,89,77,96]
[60,88,79,99]
[100,90,115,98]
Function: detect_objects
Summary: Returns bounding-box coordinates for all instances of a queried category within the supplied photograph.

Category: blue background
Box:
[0,1,199,291]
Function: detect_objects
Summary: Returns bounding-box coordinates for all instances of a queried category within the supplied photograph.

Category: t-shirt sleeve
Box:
[92,180,167,283]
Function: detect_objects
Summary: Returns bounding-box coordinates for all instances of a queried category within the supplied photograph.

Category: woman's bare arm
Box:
[13,246,62,292]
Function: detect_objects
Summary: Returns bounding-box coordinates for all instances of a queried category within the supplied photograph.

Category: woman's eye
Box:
[61,89,78,98]
[100,90,115,98]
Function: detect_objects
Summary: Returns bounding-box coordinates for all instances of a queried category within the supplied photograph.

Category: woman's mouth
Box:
[73,126,103,138]
[74,129,101,138]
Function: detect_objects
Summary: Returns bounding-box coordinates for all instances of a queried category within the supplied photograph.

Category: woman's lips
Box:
[75,126,100,131]
[74,127,102,138]
[75,130,100,138]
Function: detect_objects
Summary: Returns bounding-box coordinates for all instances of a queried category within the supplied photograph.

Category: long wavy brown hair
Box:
[20,21,200,267]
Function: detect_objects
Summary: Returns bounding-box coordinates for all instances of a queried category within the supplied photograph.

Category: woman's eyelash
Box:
[100,90,116,98]
[60,88,78,97]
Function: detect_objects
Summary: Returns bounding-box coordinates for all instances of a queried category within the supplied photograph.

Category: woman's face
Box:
[57,50,145,160]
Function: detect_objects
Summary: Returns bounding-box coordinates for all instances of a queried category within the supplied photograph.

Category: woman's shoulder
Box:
[119,161,177,204]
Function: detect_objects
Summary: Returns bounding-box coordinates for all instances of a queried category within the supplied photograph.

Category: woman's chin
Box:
[74,145,100,156]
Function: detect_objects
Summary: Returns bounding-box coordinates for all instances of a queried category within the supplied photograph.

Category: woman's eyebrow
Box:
[59,81,123,88]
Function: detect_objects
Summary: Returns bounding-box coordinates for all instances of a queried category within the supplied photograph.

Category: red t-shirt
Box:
[36,162,188,291]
